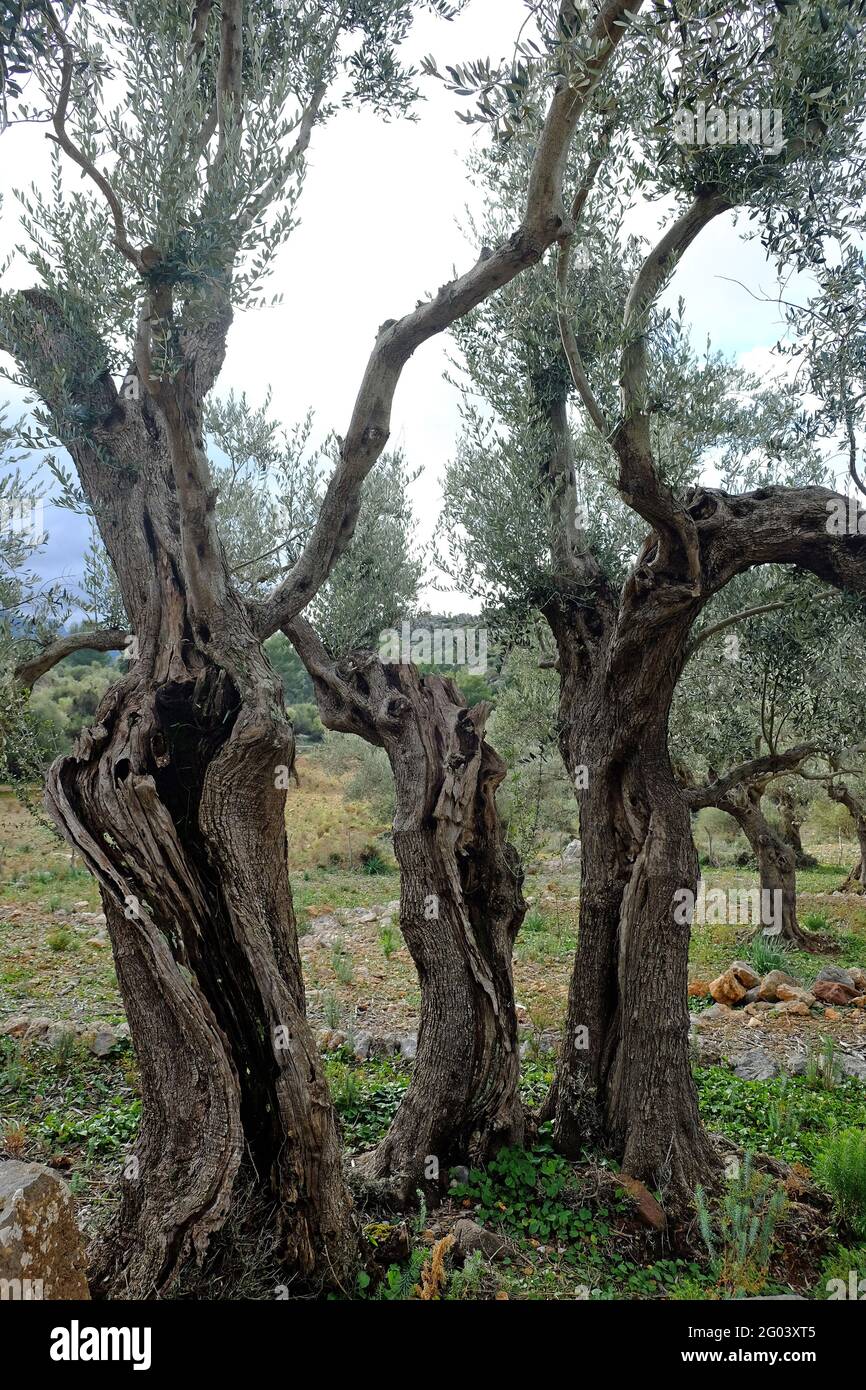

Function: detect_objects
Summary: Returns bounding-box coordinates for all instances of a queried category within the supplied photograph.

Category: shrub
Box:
[695,1153,788,1295]
[804,1035,843,1092]
[46,928,73,952]
[802,910,831,932]
[816,1130,866,1238]
[379,921,398,960]
[360,846,391,876]
[748,935,792,977]
[330,940,353,985]
[522,908,546,934]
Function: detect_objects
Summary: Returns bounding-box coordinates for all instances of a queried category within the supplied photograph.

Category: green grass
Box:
[0,1034,139,1165]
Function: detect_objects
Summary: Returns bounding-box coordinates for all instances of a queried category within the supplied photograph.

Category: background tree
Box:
[672,574,866,942]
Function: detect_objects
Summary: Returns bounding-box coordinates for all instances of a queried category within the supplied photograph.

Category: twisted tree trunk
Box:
[288,620,525,1198]
[44,464,354,1299]
[5,296,356,1297]
[543,590,715,1196]
[828,780,866,892]
[773,783,817,868]
[723,789,806,945]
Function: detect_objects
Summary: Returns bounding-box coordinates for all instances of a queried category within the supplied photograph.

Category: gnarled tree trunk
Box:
[771,782,817,868]
[828,780,866,893]
[723,788,805,945]
[9,299,356,1298]
[289,619,525,1197]
[542,589,716,1197]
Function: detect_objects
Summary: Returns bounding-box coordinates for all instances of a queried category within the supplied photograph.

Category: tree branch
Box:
[252,0,644,638]
[557,119,613,437]
[613,192,730,589]
[216,0,243,161]
[14,627,129,689]
[42,4,143,273]
[681,744,820,810]
[685,600,789,659]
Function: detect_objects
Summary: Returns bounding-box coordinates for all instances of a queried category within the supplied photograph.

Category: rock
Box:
[694,1003,733,1023]
[743,1001,773,1016]
[23,1018,53,1041]
[0,1015,30,1038]
[398,1033,417,1061]
[617,1174,666,1231]
[342,907,376,924]
[688,980,712,998]
[757,970,799,1002]
[352,1032,372,1062]
[746,1015,763,1029]
[814,965,857,989]
[0,1161,89,1299]
[709,961,761,1005]
[45,1023,80,1048]
[561,838,581,865]
[709,969,748,1005]
[732,1048,779,1081]
[84,1027,118,1058]
[813,981,857,1006]
[450,1219,511,1265]
[770,1000,810,1017]
[840,1053,866,1081]
[824,1009,842,1022]
[775,984,815,1005]
[741,986,761,1005]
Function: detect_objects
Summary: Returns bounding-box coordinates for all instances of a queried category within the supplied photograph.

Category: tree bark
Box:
[723,788,807,945]
[43,496,355,1297]
[288,621,525,1198]
[771,783,817,868]
[828,781,866,893]
[542,589,716,1197]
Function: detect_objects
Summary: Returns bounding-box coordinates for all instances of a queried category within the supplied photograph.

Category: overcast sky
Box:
[0,0,828,616]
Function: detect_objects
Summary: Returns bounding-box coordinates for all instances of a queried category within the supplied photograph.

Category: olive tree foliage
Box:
[671,570,866,781]
[0,405,73,789]
[487,638,575,861]
[201,389,424,653]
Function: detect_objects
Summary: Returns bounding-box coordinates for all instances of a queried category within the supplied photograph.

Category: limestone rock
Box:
[0,1161,89,1299]
[813,981,857,1006]
[732,1048,779,1081]
[775,984,815,1006]
[757,971,799,1003]
[814,965,857,990]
